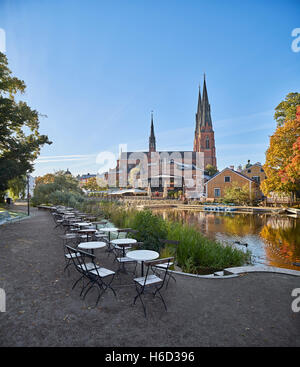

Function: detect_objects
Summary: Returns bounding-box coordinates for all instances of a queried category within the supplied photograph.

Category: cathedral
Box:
[107,77,217,195]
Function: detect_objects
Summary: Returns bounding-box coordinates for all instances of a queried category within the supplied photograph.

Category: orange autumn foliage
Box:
[261,118,300,196]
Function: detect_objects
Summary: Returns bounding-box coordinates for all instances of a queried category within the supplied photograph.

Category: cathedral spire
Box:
[201,74,212,128]
[195,84,202,133]
[149,111,156,152]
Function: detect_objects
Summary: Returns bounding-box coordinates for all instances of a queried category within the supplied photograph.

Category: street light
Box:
[27,174,30,216]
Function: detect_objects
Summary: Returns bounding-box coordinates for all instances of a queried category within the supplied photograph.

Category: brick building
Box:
[205,167,260,200]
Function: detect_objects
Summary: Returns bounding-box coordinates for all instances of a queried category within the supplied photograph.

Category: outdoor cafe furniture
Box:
[78,228,97,242]
[110,238,137,273]
[65,245,116,307]
[100,227,119,252]
[132,257,174,317]
[74,222,92,228]
[110,238,137,256]
[60,235,81,273]
[78,241,107,254]
[126,250,159,277]
[151,239,180,287]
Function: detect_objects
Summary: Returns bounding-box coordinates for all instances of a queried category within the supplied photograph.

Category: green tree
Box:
[0,52,51,201]
[274,92,300,127]
[7,175,27,200]
[223,182,252,205]
[205,164,218,177]
[31,171,83,206]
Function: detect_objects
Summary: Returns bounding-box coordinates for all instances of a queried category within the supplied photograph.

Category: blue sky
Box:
[1,0,299,176]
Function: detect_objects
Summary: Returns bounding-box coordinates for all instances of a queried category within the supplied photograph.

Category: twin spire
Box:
[149,76,211,153]
[195,74,212,132]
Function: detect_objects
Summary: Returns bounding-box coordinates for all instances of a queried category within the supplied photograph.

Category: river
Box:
[152,209,300,271]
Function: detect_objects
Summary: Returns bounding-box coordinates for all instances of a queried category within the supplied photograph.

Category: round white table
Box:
[74,222,91,227]
[78,241,106,254]
[100,227,119,246]
[111,238,137,256]
[126,250,159,276]
[78,228,96,241]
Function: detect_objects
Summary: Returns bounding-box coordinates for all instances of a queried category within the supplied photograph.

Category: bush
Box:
[131,210,168,252]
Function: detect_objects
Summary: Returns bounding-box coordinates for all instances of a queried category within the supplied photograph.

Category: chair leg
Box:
[133,285,147,317]
[72,275,84,290]
[166,273,176,288]
[153,287,167,311]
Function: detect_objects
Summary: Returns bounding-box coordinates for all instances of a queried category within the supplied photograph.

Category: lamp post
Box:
[27,174,30,216]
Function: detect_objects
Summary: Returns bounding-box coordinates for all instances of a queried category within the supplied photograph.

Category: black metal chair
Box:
[65,245,116,307]
[59,234,80,274]
[114,241,143,275]
[151,239,179,287]
[133,257,174,317]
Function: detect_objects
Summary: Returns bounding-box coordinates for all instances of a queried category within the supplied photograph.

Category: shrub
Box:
[131,210,168,252]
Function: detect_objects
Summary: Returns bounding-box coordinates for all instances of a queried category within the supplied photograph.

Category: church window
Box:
[205,136,210,149]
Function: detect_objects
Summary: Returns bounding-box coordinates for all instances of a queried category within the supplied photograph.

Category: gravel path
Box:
[0,206,299,347]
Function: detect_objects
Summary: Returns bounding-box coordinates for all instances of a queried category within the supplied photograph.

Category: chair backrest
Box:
[76,248,97,273]
[143,257,174,287]
[65,245,95,274]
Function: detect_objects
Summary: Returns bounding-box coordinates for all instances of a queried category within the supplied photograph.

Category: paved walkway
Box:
[0,206,299,347]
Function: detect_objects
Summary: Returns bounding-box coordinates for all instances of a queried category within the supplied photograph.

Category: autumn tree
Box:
[35,173,55,186]
[278,135,300,192]
[261,118,300,198]
[82,176,107,191]
[274,92,300,126]
[0,52,51,201]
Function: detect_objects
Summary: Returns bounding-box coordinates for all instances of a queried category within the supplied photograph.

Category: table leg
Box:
[141,261,144,277]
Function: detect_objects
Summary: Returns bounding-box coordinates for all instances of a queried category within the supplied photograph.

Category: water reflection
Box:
[153,209,300,271]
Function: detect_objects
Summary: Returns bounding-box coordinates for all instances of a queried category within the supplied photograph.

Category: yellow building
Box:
[241,162,266,186]
[205,167,260,200]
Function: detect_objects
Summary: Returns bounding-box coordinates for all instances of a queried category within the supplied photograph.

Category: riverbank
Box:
[116,198,298,216]
[0,205,299,347]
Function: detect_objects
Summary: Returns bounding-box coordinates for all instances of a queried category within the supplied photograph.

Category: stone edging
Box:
[163,265,300,279]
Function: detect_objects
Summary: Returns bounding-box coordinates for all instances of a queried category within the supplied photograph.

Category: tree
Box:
[31,171,83,206]
[261,118,300,198]
[277,136,300,194]
[205,164,218,177]
[82,176,106,191]
[274,92,300,127]
[223,182,252,205]
[0,52,51,201]
[35,173,55,186]
[7,175,27,200]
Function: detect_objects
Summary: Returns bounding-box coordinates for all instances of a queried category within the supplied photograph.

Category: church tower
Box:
[193,76,217,169]
[149,112,156,152]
